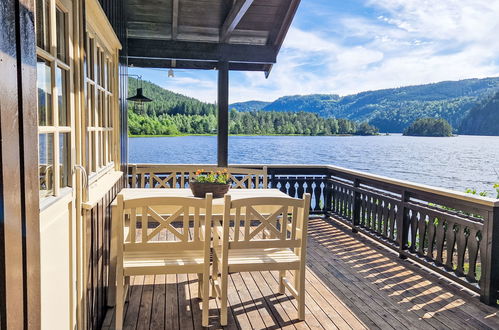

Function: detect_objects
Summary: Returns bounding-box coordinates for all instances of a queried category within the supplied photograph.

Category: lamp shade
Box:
[127,88,152,103]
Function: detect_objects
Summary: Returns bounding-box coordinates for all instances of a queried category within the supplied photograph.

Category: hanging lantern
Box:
[127,87,152,103]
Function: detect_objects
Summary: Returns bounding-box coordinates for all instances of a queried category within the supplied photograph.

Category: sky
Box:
[130,0,499,103]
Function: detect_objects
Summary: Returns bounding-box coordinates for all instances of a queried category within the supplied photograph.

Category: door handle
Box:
[73,164,89,201]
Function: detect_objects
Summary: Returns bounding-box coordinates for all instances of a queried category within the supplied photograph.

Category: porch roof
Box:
[125,0,300,74]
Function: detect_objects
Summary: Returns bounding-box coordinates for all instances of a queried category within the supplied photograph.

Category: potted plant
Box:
[190,168,231,198]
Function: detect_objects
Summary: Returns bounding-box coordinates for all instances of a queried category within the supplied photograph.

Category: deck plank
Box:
[136,274,154,329]
[103,217,499,330]
[149,274,166,330]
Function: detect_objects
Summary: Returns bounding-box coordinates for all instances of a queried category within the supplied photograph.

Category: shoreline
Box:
[128,133,377,138]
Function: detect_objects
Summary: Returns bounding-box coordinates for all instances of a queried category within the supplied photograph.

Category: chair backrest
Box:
[131,165,268,189]
[227,166,268,189]
[217,194,311,251]
[116,194,213,252]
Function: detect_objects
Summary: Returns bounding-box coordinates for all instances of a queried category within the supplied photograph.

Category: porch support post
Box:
[217,61,229,167]
[0,0,40,328]
[480,206,499,305]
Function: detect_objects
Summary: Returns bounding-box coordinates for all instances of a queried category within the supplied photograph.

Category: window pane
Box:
[88,38,94,80]
[36,0,50,51]
[99,91,104,127]
[56,67,69,126]
[104,59,108,90]
[101,131,105,165]
[39,133,54,197]
[56,8,67,62]
[94,47,99,84]
[108,95,113,127]
[108,131,113,162]
[90,84,95,126]
[59,133,71,188]
[37,59,52,126]
[91,131,97,172]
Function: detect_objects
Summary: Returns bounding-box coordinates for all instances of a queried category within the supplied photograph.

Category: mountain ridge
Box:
[230,77,499,132]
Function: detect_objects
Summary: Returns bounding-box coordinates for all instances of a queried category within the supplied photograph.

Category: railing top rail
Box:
[324,164,499,208]
[128,163,499,207]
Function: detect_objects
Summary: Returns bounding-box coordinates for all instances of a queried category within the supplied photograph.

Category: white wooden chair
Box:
[212,193,311,325]
[115,194,213,328]
[131,164,268,189]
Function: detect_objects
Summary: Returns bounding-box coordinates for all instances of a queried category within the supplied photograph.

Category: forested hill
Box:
[229,77,499,133]
[460,91,499,136]
[228,100,270,112]
[128,78,216,116]
[127,78,376,136]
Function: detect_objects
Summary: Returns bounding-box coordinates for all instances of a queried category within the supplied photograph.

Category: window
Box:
[85,34,115,176]
[36,1,72,198]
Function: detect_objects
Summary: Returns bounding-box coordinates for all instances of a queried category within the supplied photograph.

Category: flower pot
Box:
[190,181,230,198]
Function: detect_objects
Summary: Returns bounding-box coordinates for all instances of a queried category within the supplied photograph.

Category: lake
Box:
[129,134,499,195]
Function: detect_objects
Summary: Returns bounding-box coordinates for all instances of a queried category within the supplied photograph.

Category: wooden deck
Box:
[102,217,499,329]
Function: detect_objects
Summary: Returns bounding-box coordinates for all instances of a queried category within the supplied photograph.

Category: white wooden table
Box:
[108,188,292,306]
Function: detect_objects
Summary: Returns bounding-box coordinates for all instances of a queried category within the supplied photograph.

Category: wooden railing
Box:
[127,163,499,305]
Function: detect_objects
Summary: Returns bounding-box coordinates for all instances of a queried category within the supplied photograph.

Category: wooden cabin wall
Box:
[86,177,125,329]
[0,0,40,328]
[99,0,128,173]
[83,1,127,329]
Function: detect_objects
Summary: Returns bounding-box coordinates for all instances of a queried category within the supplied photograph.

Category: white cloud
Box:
[226,0,499,103]
[135,1,499,104]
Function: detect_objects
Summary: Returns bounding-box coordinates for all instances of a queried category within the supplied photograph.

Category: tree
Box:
[403,118,453,137]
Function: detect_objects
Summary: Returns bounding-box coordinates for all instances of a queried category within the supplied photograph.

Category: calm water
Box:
[129,135,499,195]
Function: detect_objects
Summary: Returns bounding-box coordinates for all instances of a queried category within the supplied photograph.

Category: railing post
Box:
[351,179,360,233]
[397,190,410,259]
[269,169,276,189]
[480,206,499,305]
[324,174,332,217]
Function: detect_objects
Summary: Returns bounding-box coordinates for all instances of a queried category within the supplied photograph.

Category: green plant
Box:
[192,169,230,184]
[494,183,499,199]
[465,188,488,197]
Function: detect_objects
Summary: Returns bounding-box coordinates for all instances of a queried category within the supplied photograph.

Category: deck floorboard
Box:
[103,217,499,329]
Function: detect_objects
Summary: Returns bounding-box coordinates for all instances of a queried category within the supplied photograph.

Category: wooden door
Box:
[36,0,78,328]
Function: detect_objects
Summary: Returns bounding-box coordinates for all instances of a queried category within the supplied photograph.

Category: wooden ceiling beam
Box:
[267,0,300,51]
[220,0,254,43]
[171,0,179,39]
[127,38,277,64]
[128,57,268,71]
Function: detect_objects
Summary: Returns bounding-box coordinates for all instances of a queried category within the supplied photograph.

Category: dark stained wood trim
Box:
[220,0,254,43]
[268,0,300,52]
[480,206,499,305]
[0,0,39,328]
[17,0,40,328]
[171,0,178,40]
[217,61,229,168]
[127,39,277,64]
[128,57,267,71]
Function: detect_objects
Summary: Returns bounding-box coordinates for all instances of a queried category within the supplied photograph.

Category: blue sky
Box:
[130,0,499,103]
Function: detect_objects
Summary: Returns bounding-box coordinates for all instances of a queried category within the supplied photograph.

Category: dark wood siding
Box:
[99,0,128,173]
[86,178,124,330]
[85,3,127,329]
[0,0,40,328]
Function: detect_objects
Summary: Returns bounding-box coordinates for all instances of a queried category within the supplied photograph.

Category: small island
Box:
[403,118,453,137]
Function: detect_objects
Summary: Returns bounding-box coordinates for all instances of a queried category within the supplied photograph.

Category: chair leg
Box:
[297,266,306,320]
[115,267,124,330]
[202,271,210,327]
[294,269,300,292]
[220,268,229,326]
[279,270,286,294]
[211,257,218,298]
